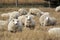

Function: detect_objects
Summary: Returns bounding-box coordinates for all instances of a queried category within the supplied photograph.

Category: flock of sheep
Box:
[0,6,60,39]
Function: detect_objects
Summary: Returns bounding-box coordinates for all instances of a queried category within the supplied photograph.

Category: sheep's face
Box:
[45,17,49,23]
[25,15,32,21]
[45,17,49,20]
[12,19,19,25]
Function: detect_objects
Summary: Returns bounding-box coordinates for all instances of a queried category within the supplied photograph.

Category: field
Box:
[0,6,60,40]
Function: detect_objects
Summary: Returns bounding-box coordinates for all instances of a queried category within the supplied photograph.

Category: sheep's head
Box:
[18,8,28,15]
[25,15,31,21]
[12,19,19,25]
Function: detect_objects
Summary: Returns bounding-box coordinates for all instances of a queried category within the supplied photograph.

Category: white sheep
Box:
[18,13,35,25]
[8,11,20,22]
[48,28,60,40]
[39,12,56,26]
[55,6,60,12]
[29,8,44,17]
[1,11,20,22]
[18,8,28,15]
[39,12,50,26]
[25,14,35,29]
[18,15,26,25]
[8,19,23,32]
[1,13,9,20]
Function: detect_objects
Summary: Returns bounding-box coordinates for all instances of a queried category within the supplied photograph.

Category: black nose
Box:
[28,19,31,21]
[16,23,18,25]
[16,17,18,19]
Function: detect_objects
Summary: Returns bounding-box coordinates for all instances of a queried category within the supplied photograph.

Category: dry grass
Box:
[0,7,60,40]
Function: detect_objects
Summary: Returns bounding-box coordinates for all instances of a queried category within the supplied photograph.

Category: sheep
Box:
[25,14,35,29]
[48,28,60,40]
[39,12,50,26]
[55,6,60,12]
[8,11,20,22]
[8,19,23,32]
[29,8,44,17]
[1,13,9,20]
[18,8,28,15]
[1,11,20,22]
[18,13,35,25]
[18,15,26,25]
[39,12,56,26]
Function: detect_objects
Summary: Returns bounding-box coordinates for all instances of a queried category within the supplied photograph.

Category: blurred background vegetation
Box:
[0,0,60,8]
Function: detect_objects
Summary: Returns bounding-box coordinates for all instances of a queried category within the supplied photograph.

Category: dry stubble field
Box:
[0,7,60,40]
